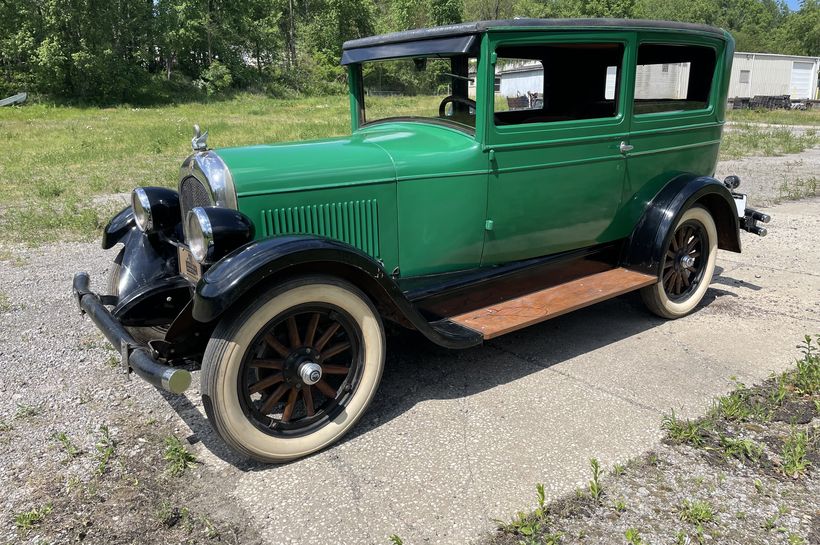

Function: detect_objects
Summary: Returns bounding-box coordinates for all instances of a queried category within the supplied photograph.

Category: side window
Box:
[493,43,624,126]
[634,43,716,115]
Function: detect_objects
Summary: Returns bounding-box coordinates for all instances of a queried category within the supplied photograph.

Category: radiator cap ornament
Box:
[192,124,209,151]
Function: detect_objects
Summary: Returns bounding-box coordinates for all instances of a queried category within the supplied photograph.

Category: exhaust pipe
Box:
[73,272,191,394]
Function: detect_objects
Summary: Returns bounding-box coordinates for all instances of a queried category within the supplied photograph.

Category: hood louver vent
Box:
[260,200,380,259]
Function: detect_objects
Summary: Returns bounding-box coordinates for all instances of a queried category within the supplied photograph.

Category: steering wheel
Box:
[439,96,477,117]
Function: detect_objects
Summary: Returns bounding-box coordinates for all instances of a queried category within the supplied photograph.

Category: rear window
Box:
[634,44,716,115]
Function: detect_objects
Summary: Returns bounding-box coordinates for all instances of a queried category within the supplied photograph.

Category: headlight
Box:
[186,206,254,264]
[131,187,181,233]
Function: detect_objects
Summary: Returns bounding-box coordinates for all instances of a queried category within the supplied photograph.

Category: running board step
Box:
[449,268,657,340]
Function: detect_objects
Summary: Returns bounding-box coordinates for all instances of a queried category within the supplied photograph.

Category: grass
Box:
[719,124,820,160]
[94,425,116,475]
[679,499,715,526]
[163,435,198,476]
[0,291,11,313]
[661,410,708,447]
[14,503,53,532]
[726,108,820,127]
[782,428,810,477]
[53,431,82,461]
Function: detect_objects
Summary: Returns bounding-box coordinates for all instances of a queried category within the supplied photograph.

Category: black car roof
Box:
[341,18,728,65]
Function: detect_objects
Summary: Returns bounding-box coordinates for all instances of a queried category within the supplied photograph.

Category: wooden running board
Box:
[449,267,657,340]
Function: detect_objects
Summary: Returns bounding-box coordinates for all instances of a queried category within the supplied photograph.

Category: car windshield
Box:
[359,54,477,131]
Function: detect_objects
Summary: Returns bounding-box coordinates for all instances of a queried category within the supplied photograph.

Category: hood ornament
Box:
[192,124,209,151]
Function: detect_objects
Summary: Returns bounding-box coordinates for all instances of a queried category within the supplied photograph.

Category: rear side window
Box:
[634,44,717,115]
[493,43,624,126]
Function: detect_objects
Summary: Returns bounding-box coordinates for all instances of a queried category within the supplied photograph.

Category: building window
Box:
[739,70,750,84]
[493,43,623,125]
[634,43,716,114]
[494,77,501,92]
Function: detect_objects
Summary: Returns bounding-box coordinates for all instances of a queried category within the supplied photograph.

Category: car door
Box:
[480,31,635,265]
[620,33,726,229]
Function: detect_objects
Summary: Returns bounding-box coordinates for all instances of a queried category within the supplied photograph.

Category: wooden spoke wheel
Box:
[662,220,708,301]
[641,206,718,319]
[201,276,385,463]
[238,306,362,437]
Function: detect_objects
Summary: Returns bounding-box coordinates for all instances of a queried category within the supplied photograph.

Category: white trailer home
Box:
[730,52,820,100]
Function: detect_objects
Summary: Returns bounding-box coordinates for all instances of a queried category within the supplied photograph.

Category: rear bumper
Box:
[72,272,191,394]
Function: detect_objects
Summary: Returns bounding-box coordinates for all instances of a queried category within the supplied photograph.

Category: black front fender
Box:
[192,235,482,349]
[102,206,135,250]
[622,174,741,276]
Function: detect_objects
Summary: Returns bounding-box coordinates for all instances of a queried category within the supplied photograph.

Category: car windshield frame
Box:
[351,53,480,135]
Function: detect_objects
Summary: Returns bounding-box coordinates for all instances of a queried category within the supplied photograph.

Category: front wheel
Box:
[200,276,386,463]
[640,205,718,319]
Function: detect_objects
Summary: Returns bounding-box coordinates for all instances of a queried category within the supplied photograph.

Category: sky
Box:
[785,0,802,9]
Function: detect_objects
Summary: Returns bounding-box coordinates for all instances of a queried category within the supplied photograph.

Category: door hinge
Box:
[484,219,494,231]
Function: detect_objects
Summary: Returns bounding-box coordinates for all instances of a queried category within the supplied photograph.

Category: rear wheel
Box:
[640,205,718,319]
[200,276,385,463]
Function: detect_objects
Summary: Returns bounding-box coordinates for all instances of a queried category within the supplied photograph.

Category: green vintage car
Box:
[74,18,770,462]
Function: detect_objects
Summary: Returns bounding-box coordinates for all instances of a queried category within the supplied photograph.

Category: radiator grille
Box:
[179,176,211,221]
[260,200,380,258]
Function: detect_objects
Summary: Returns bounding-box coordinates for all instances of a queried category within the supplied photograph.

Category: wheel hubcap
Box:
[299,361,322,385]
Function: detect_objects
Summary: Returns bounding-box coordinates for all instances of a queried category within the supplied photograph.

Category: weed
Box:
[0,419,11,433]
[679,499,715,526]
[814,399,820,414]
[788,533,806,545]
[625,528,646,545]
[0,292,11,312]
[388,536,404,545]
[534,483,546,519]
[53,431,82,460]
[778,177,819,202]
[15,402,42,418]
[782,427,810,477]
[675,530,687,545]
[164,435,198,476]
[94,425,116,475]
[613,463,626,476]
[662,410,708,447]
[720,435,763,462]
[496,483,553,539]
[15,504,53,532]
[587,458,603,502]
[793,335,820,395]
[612,498,627,512]
[711,385,761,421]
[753,478,764,494]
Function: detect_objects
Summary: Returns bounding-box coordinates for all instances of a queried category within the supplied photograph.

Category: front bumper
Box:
[72,272,191,394]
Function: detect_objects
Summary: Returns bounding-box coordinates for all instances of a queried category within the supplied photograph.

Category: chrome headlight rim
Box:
[186,207,215,263]
[132,188,153,232]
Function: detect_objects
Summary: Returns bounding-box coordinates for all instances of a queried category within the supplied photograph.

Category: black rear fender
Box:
[622,174,741,276]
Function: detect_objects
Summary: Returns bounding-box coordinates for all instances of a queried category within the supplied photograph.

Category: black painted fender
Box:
[101,206,136,250]
[192,235,482,349]
[622,174,741,276]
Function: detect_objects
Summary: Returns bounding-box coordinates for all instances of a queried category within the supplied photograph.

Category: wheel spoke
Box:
[664,260,674,269]
[686,235,699,252]
[250,359,283,370]
[321,364,351,375]
[690,250,701,258]
[314,322,340,352]
[666,250,676,260]
[264,334,290,358]
[670,233,679,251]
[248,373,284,394]
[259,383,289,414]
[315,379,337,399]
[663,267,675,284]
[304,313,320,346]
[322,342,350,359]
[287,316,301,348]
[675,272,683,294]
[281,387,298,423]
[302,386,315,417]
[681,269,691,288]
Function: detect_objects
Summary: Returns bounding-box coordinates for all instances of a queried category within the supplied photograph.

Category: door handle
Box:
[619,141,634,154]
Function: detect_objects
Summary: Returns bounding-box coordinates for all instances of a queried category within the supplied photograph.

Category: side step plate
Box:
[449,268,657,340]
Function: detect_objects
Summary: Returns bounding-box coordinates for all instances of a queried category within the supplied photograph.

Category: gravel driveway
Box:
[2,149,819,544]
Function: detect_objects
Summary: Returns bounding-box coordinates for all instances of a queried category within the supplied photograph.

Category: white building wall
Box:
[730,52,820,99]
[499,69,543,97]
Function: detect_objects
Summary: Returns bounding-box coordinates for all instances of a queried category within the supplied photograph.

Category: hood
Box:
[216,122,480,198]
[215,133,396,198]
